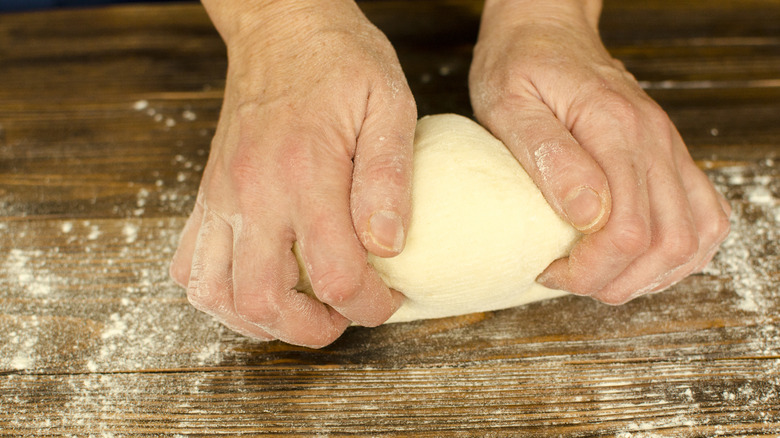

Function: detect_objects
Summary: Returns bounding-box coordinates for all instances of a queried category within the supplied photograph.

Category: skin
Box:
[471,0,731,303]
[170,0,415,347]
[170,0,731,347]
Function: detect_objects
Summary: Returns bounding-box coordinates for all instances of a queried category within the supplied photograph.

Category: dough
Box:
[297,114,580,323]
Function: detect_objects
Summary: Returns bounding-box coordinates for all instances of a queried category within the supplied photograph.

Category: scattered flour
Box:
[10,350,32,370]
[748,184,774,204]
[0,218,229,375]
[87,224,101,241]
[4,248,51,297]
[122,222,139,244]
[706,160,779,316]
[132,99,149,111]
[136,188,149,208]
[0,154,777,435]
[100,313,128,339]
[133,100,198,129]
[182,110,197,121]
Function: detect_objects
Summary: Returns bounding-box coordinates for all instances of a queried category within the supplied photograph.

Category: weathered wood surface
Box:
[1,0,779,436]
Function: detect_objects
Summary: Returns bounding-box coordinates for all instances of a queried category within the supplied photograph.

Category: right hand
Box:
[170,0,417,347]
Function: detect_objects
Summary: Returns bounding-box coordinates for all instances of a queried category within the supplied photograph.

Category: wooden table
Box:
[1,1,779,435]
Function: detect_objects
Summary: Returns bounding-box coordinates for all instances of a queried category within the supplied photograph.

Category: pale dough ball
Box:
[297,113,580,323]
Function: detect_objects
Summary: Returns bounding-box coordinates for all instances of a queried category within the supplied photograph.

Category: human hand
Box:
[170,0,416,347]
[469,0,731,304]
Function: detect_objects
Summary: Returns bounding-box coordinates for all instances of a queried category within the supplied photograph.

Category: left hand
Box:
[469,0,731,304]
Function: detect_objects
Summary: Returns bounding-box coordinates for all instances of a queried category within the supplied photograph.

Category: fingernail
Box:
[564,187,603,231]
[369,210,404,253]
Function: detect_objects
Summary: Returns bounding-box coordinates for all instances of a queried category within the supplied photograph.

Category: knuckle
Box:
[360,151,409,190]
[169,259,189,288]
[233,288,280,328]
[646,107,673,133]
[228,153,263,198]
[605,96,643,133]
[277,136,318,177]
[312,268,361,306]
[228,129,319,196]
[588,89,672,144]
[708,210,732,243]
[660,227,700,267]
[186,278,223,315]
[610,215,652,257]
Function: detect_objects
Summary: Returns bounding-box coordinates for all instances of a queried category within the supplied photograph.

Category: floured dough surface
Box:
[298,113,580,323]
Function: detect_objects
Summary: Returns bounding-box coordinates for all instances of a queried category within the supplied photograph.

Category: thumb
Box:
[351,88,417,257]
[482,98,611,233]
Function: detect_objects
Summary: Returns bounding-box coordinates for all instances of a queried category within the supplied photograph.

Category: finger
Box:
[676,160,732,275]
[187,208,273,342]
[170,197,204,287]
[538,153,651,296]
[351,87,416,257]
[294,161,403,327]
[481,95,611,233]
[231,217,351,348]
[592,162,699,303]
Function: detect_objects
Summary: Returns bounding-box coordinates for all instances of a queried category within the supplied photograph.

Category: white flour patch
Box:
[101,313,128,340]
[182,110,197,121]
[1,315,42,371]
[136,188,149,208]
[3,248,52,297]
[122,222,139,244]
[195,341,223,365]
[87,225,101,241]
[748,184,774,204]
[132,99,149,111]
[10,350,32,370]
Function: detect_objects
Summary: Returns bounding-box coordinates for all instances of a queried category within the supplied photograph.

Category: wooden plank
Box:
[1,359,779,436]
[0,0,779,435]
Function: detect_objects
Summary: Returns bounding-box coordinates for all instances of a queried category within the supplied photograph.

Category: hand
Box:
[170,0,416,347]
[469,0,730,304]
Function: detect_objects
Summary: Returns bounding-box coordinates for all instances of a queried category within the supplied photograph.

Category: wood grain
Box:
[1,0,779,435]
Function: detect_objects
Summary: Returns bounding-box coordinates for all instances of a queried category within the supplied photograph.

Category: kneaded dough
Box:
[298,113,580,323]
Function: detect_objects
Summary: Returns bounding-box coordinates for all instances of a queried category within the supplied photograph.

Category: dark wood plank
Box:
[2,359,779,436]
[1,0,779,435]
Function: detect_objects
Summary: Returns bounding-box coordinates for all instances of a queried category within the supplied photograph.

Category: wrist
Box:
[201,0,362,48]
[481,0,602,33]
